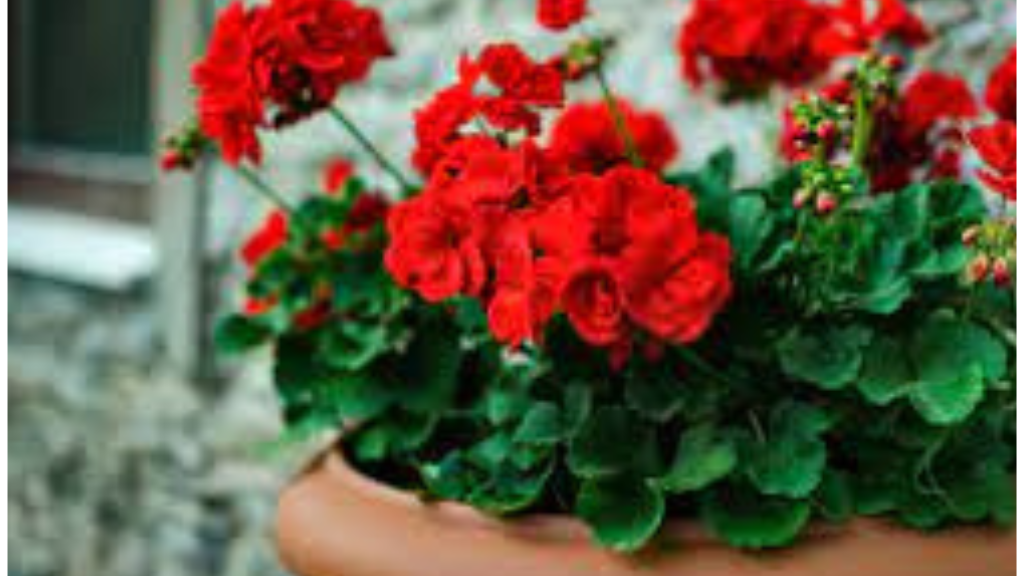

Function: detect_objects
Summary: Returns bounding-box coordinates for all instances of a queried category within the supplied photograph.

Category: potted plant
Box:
[162,0,1017,574]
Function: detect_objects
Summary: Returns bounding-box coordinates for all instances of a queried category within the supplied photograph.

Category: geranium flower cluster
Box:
[969,47,1017,202]
[388,49,730,359]
[191,0,393,165]
[782,68,979,193]
[410,44,566,174]
[678,0,930,91]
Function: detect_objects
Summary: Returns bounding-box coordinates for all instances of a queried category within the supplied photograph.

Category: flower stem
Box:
[237,165,294,213]
[850,89,874,177]
[328,106,416,194]
[594,65,643,168]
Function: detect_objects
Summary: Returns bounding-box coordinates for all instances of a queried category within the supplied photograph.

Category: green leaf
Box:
[857,335,913,406]
[777,325,871,390]
[468,459,555,514]
[568,407,660,479]
[562,383,593,435]
[350,411,436,461]
[513,402,563,445]
[729,194,773,271]
[624,363,687,423]
[656,424,737,493]
[394,318,463,413]
[816,470,854,523]
[319,321,389,371]
[700,489,811,549]
[911,315,1007,384]
[576,477,665,552]
[743,402,830,498]
[214,314,274,354]
[322,371,394,420]
[909,365,986,425]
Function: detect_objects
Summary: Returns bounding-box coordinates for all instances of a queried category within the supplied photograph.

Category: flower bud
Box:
[968,254,990,283]
[960,226,980,246]
[816,120,838,142]
[792,189,813,209]
[881,54,905,72]
[815,193,837,215]
[992,258,1011,287]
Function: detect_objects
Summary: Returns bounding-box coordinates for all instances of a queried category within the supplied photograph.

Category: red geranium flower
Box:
[678,0,850,90]
[562,261,628,346]
[625,233,732,344]
[548,100,680,174]
[411,45,565,176]
[823,0,931,52]
[985,47,1016,122]
[241,210,289,266]
[536,0,588,31]
[384,192,488,302]
[969,121,1017,201]
[322,157,355,193]
[868,71,978,191]
[192,2,265,165]
[192,0,392,164]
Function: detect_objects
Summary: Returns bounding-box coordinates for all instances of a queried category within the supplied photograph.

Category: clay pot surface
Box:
[276,450,1015,576]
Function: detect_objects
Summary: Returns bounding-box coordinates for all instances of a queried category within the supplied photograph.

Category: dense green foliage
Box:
[218,153,1015,552]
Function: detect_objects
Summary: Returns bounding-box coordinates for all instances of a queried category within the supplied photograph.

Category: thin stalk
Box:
[675,347,739,388]
[237,165,293,213]
[328,106,416,193]
[850,90,874,176]
[594,65,643,168]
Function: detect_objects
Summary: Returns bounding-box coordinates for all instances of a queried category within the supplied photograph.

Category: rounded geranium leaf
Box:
[857,335,913,406]
[777,325,871,390]
[911,314,1007,384]
[568,406,660,478]
[576,477,665,552]
[743,402,829,498]
[513,401,564,445]
[700,488,811,549]
[909,365,986,425]
[656,424,737,493]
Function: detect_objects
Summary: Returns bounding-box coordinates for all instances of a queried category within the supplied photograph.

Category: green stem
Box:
[328,106,416,194]
[237,165,293,213]
[594,65,643,168]
[850,90,874,176]
[675,347,739,388]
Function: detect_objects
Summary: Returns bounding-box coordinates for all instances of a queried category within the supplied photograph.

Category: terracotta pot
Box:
[276,450,1015,576]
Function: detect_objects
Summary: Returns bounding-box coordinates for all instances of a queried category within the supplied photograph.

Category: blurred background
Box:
[7,1,1015,575]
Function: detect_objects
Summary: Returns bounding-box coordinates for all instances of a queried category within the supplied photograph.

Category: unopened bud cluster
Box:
[793,164,860,216]
[160,120,210,172]
[962,219,1015,288]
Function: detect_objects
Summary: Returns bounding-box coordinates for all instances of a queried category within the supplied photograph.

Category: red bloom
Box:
[626,233,732,344]
[548,100,680,175]
[192,0,392,163]
[192,2,264,165]
[678,0,849,90]
[968,121,1017,201]
[562,261,627,346]
[486,222,560,347]
[322,157,355,193]
[868,72,978,192]
[824,0,931,51]
[384,192,487,302]
[536,0,587,31]
[241,210,289,266]
[269,0,392,80]
[411,45,565,175]
[985,48,1016,122]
